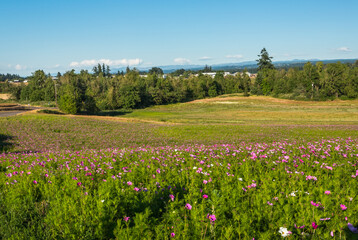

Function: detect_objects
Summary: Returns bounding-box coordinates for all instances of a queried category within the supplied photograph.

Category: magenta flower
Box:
[267,201,273,206]
[203,195,208,199]
[330,231,334,237]
[203,180,208,184]
[169,194,175,201]
[185,203,192,210]
[77,182,82,186]
[134,187,139,191]
[207,214,216,223]
[340,204,347,211]
[170,232,175,237]
[324,191,331,195]
[127,181,132,186]
[123,216,130,222]
[33,180,38,184]
[311,201,320,207]
[312,222,318,229]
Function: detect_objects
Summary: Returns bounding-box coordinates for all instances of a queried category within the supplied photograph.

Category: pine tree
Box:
[257,48,275,71]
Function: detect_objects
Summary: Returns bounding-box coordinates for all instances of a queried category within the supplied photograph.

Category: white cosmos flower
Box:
[278,227,291,237]
[238,178,243,181]
[193,167,197,170]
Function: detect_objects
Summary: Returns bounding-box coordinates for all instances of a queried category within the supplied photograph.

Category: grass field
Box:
[120,95,358,125]
[1,95,357,153]
[1,95,358,239]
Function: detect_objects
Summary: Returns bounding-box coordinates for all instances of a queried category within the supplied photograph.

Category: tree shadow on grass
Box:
[0,133,14,153]
[88,109,133,117]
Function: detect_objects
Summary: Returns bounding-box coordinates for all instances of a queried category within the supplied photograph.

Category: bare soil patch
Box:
[0,94,11,100]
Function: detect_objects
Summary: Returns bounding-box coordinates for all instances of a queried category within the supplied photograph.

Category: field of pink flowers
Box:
[1,137,357,239]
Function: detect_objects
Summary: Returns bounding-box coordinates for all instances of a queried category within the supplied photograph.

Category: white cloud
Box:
[69,58,143,67]
[199,56,213,61]
[14,64,27,70]
[226,54,244,59]
[174,58,191,65]
[336,47,352,52]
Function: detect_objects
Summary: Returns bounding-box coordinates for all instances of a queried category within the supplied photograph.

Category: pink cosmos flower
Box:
[169,194,175,201]
[170,232,175,237]
[340,204,347,211]
[330,231,334,237]
[207,214,216,222]
[134,187,139,191]
[185,203,192,210]
[312,222,318,229]
[203,180,208,184]
[127,181,132,186]
[203,195,208,199]
[267,201,273,206]
[123,216,130,222]
[33,180,38,184]
[325,191,331,195]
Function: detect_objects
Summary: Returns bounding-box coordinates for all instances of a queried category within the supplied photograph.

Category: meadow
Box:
[0,95,358,239]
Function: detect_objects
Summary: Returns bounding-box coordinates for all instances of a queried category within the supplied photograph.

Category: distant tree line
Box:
[1,49,358,113]
[0,73,22,82]
[252,48,358,100]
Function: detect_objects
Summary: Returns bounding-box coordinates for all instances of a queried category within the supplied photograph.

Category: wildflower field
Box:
[0,96,358,239]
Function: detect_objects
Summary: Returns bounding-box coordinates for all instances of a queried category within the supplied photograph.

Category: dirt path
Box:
[0,104,41,117]
[63,114,179,125]
[0,111,26,117]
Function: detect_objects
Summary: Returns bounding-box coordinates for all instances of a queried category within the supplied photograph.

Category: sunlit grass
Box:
[121,95,358,125]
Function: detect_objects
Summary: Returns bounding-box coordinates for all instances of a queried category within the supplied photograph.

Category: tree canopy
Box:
[257,48,275,71]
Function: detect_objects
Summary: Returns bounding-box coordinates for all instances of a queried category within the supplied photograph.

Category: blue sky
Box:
[1,0,357,75]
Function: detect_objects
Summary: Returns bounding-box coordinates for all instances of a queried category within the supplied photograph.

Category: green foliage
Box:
[257,48,275,71]
[148,67,163,75]
[58,84,81,114]
[19,70,55,102]
[9,59,358,114]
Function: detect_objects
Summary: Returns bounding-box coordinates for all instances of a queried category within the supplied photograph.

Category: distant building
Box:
[202,72,216,78]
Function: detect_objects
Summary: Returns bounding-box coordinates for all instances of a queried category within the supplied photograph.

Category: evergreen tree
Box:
[257,48,275,71]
